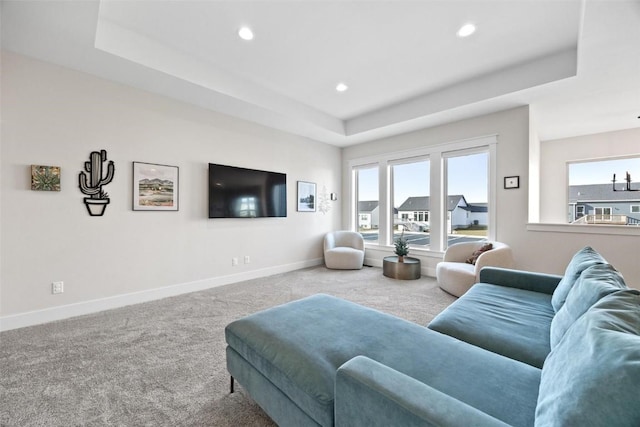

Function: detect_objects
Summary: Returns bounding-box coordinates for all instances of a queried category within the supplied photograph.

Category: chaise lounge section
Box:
[225,247,640,426]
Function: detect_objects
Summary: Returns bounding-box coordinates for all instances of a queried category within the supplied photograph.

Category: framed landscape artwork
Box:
[297,181,316,212]
[132,162,179,211]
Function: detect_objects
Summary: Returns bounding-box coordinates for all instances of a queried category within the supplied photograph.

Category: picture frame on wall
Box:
[132,162,179,211]
[504,176,520,189]
[297,181,316,212]
[31,165,61,191]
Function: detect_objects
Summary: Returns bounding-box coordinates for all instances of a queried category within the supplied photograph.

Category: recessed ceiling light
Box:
[457,23,476,38]
[238,26,254,41]
[336,83,349,92]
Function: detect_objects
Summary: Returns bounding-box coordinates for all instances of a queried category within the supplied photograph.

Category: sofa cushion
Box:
[227,294,542,427]
[550,263,627,348]
[428,283,554,368]
[551,246,607,312]
[536,289,640,427]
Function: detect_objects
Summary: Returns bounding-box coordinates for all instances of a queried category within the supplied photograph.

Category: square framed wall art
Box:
[297,181,316,212]
[31,165,61,191]
[504,176,520,189]
[132,162,179,211]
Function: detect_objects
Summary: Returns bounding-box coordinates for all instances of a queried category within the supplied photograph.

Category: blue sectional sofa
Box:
[225,247,640,426]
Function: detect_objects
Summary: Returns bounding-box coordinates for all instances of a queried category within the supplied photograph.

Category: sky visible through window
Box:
[358,153,489,207]
[359,156,639,205]
[569,157,640,186]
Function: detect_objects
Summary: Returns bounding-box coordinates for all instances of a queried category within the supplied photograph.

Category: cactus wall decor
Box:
[78,149,115,216]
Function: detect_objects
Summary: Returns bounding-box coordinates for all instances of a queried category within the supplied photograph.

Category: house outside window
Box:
[391,158,429,247]
[445,150,489,241]
[568,157,640,226]
[355,165,379,242]
[359,213,371,229]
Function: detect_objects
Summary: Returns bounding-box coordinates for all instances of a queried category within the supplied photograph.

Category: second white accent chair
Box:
[436,241,514,297]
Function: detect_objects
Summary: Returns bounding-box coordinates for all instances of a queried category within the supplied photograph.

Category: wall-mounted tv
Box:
[208,163,287,218]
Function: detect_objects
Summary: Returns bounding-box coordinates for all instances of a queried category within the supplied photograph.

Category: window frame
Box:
[530,143,640,236]
[389,156,431,250]
[348,135,497,253]
[442,146,494,247]
[352,163,380,240]
[562,155,640,228]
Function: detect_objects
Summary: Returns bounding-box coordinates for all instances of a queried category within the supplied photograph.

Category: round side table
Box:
[383,256,421,280]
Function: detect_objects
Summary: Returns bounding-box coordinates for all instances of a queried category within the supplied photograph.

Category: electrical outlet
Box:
[52,281,64,294]
[232,257,239,266]
[244,255,250,264]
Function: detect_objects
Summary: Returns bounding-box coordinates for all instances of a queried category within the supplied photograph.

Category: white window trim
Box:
[351,163,378,232]
[527,222,640,236]
[349,134,498,252]
[441,145,497,248]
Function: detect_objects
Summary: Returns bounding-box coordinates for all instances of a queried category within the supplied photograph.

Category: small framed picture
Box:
[31,165,61,191]
[504,176,520,189]
[132,162,179,211]
[297,181,316,212]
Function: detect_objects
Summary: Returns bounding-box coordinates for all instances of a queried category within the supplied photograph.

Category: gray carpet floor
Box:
[0,265,456,426]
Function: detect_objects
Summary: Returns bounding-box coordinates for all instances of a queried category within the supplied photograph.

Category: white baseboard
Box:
[0,258,324,332]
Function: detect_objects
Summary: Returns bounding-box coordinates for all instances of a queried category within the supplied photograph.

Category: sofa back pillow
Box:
[465,243,493,265]
[550,263,627,348]
[536,289,640,427]
[551,246,607,312]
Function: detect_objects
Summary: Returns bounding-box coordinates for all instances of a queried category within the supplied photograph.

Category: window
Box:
[355,165,379,242]
[445,150,489,248]
[391,159,430,249]
[349,135,496,252]
[594,207,612,222]
[568,156,640,226]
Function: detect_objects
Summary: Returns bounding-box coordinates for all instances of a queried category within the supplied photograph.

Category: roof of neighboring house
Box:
[397,195,467,211]
[569,184,640,203]
[358,200,379,213]
[462,203,488,213]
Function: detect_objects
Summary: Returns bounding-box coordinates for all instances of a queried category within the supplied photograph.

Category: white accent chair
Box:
[436,241,514,297]
[324,231,365,270]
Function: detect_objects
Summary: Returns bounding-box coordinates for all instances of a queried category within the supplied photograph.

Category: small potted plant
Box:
[394,229,409,262]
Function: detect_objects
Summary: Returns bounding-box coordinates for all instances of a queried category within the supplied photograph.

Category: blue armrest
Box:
[335,356,510,427]
[479,267,562,295]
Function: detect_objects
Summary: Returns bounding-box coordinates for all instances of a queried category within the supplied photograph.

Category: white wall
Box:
[342,108,639,288]
[0,52,342,328]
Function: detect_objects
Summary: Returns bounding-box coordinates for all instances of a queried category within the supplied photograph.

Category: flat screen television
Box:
[208,163,287,218]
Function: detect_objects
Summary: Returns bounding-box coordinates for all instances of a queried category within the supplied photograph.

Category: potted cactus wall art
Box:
[78,149,115,216]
